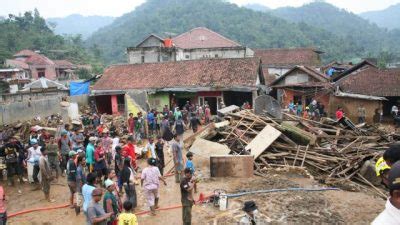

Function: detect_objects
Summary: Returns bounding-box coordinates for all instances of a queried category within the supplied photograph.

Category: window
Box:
[185,55,190,59]
[215,54,219,58]
[141,56,145,63]
[162,56,169,61]
[38,71,45,78]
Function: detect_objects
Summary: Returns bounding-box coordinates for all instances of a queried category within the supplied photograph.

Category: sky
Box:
[0,0,399,18]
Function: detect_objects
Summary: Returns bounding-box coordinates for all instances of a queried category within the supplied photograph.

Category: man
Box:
[46,135,61,180]
[122,136,136,169]
[127,113,135,135]
[204,105,211,124]
[391,104,399,117]
[27,139,41,189]
[147,110,156,137]
[239,201,260,225]
[357,104,366,124]
[174,108,182,122]
[58,130,72,174]
[101,131,113,166]
[335,107,344,121]
[189,113,201,133]
[1,137,23,187]
[39,147,55,202]
[376,157,391,188]
[180,168,196,225]
[86,137,96,173]
[143,137,156,159]
[72,129,85,151]
[383,144,400,167]
[87,188,113,225]
[172,134,183,183]
[67,150,78,208]
[173,116,186,142]
[372,162,400,225]
[83,173,97,223]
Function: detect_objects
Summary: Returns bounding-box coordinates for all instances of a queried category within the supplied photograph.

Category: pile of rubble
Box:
[202,109,398,197]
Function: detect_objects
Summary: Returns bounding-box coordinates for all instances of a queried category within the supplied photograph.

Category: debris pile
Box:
[206,109,398,196]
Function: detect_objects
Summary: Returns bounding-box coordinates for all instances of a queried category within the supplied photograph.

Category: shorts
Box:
[144,188,159,206]
[6,162,22,177]
[68,181,77,194]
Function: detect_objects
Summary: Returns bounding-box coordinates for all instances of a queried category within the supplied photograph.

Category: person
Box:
[239,201,261,225]
[104,179,120,225]
[172,134,184,183]
[46,135,61,181]
[118,201,138,225]
[180,168,196,225]
[383,144,400,167]
[357,104,366,124]
[83,173,97,224]
[391,105,399,117]
[204,105,211,124]
[114,146,124,191]
[182,107,189,125]
[67,150,78,208]
[121,158,137,209]
[87,188,113,225]
[189,113,201,133]
[155,136,165,175]
[288,101,295,114]
[173,116,186,141]
[94,140,108,183]
[1,137,23,187]
[76,155,87,215]
[372,162,400,225]
[147,110,156,137]
[39,146,55,202]
[27,139,41,188]
[141,158,167,215]
[58,130,72,174]
[102,131,113,166]
[174,108,182,121]
[72,129,85,151]
[296,102,303,116]
[161,116,173,142]
[107,169,122,211]
[143,137,156,159]
[185,152,197,193]
[122,136,136,169]
[376,157,391,188]
[335,107,344,121]
[127,113,135,135]
[86,137,97,173]
[0,186,7,225]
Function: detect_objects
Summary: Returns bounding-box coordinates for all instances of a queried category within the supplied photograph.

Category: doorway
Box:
[204,97,218,114]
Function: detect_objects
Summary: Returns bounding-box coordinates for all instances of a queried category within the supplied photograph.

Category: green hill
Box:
[360,3,400,30]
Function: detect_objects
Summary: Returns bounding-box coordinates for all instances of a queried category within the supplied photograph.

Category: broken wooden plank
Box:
[245,125,281,159]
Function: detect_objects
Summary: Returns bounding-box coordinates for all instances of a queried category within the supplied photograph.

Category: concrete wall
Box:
[148,92,170,111]
[128,48,174,64]
[70,94,89,107]
[181,48,248,61]
[268,67,290,76]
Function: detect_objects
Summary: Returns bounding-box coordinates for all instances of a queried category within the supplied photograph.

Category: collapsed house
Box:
[92,58,266,115]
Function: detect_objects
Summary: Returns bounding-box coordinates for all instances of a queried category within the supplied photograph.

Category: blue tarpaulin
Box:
[70,81,90,96]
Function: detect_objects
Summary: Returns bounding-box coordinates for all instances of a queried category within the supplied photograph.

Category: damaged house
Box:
[92,58,265,115]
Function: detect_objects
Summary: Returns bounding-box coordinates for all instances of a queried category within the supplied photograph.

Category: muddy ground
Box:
[4,130,386,225]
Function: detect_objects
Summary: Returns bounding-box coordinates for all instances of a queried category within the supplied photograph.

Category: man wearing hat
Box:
[240,201,260,225]
[372,162,400,224]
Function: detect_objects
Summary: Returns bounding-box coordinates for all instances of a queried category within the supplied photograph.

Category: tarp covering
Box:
[70,81,90,96]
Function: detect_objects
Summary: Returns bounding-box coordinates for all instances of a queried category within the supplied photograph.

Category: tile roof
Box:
[5,59,29,70]
[331,60,377,82]
[13,50,54,66]
[254,48,322,67]
[336,66,400,97]
[172,27,241,49]
[93,58,262,91]
[270,65,329,87]
[53,60,76,68]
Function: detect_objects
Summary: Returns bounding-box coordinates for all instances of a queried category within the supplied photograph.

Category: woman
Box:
[103,179,120,225]
[120,158,137,209]
[94,140,108,183]
[141,158,166,215]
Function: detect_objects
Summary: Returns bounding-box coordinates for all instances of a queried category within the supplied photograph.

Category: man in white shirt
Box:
[372,162,400,225]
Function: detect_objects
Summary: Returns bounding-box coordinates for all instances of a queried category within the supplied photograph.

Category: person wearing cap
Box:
[67,150,78,208]
[372,162,400,225]
[376,157,391,188]
[27,138,41,187]
[58,130,72,174]
[180,167,196,225]
[87,188,113,225]
[239,201,261,225]
[86,137,96,173]
[39,147,55,202]
[141,158,167,216]
[103,179,120,225]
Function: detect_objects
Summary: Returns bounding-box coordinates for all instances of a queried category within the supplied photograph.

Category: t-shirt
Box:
[87,201,107,225]
[2,143,18,163]
[147,112,155,124]
[180,177,194,206]
[144,143,156,159]
[185,160,195,174]
[27,146,41,164]
[172,141,183,170]
[372,199,400,225]
[67,159,77,182]
[46,143,59,157]
[103,191,119,216]
[175,120,185,135]
[336,110,344,120]
[82,184,96,212]
[141,166,161,190]
[86,143,95,165]
[118,213,138,225]
[59,137,71,155]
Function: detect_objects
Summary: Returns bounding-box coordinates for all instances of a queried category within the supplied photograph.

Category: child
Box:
[118,201,138,225]
[185,152,197,193]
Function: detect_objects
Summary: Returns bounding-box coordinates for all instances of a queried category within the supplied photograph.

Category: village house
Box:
[255,48,323,78]
[127,27,254,64]
[92,58,265,115]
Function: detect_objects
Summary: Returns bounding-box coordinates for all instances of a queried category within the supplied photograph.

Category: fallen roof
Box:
[93,58,262,91]
[255,48,323,67]
[336,66,400,97]
[334,90,386,101]
[270,65,329,87]
[172,27,241,49]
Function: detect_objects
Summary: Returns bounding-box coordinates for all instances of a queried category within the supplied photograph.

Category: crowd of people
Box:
[287,99,326,121]
[0,101,211,225]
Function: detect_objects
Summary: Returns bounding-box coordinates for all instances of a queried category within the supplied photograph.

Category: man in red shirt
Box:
[123,136,136,169]
[336,107,344,120]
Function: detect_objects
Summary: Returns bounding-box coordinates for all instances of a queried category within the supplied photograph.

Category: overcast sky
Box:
[0,0,399,18]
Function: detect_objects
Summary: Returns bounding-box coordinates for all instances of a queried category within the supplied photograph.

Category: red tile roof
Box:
[255,48,322,67]
[93,58,262,91]
[13,50,54,66]
[337,66,400,97]
[5,59,29,70]
[172,27,241,49]
[53,60,75,68]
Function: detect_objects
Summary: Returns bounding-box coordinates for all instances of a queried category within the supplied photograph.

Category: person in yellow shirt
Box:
[118,201,138,225]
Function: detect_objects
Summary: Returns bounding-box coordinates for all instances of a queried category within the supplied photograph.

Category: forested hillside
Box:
[0,10,103,72]
[86,0,365,64]
[360,3,400,30]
